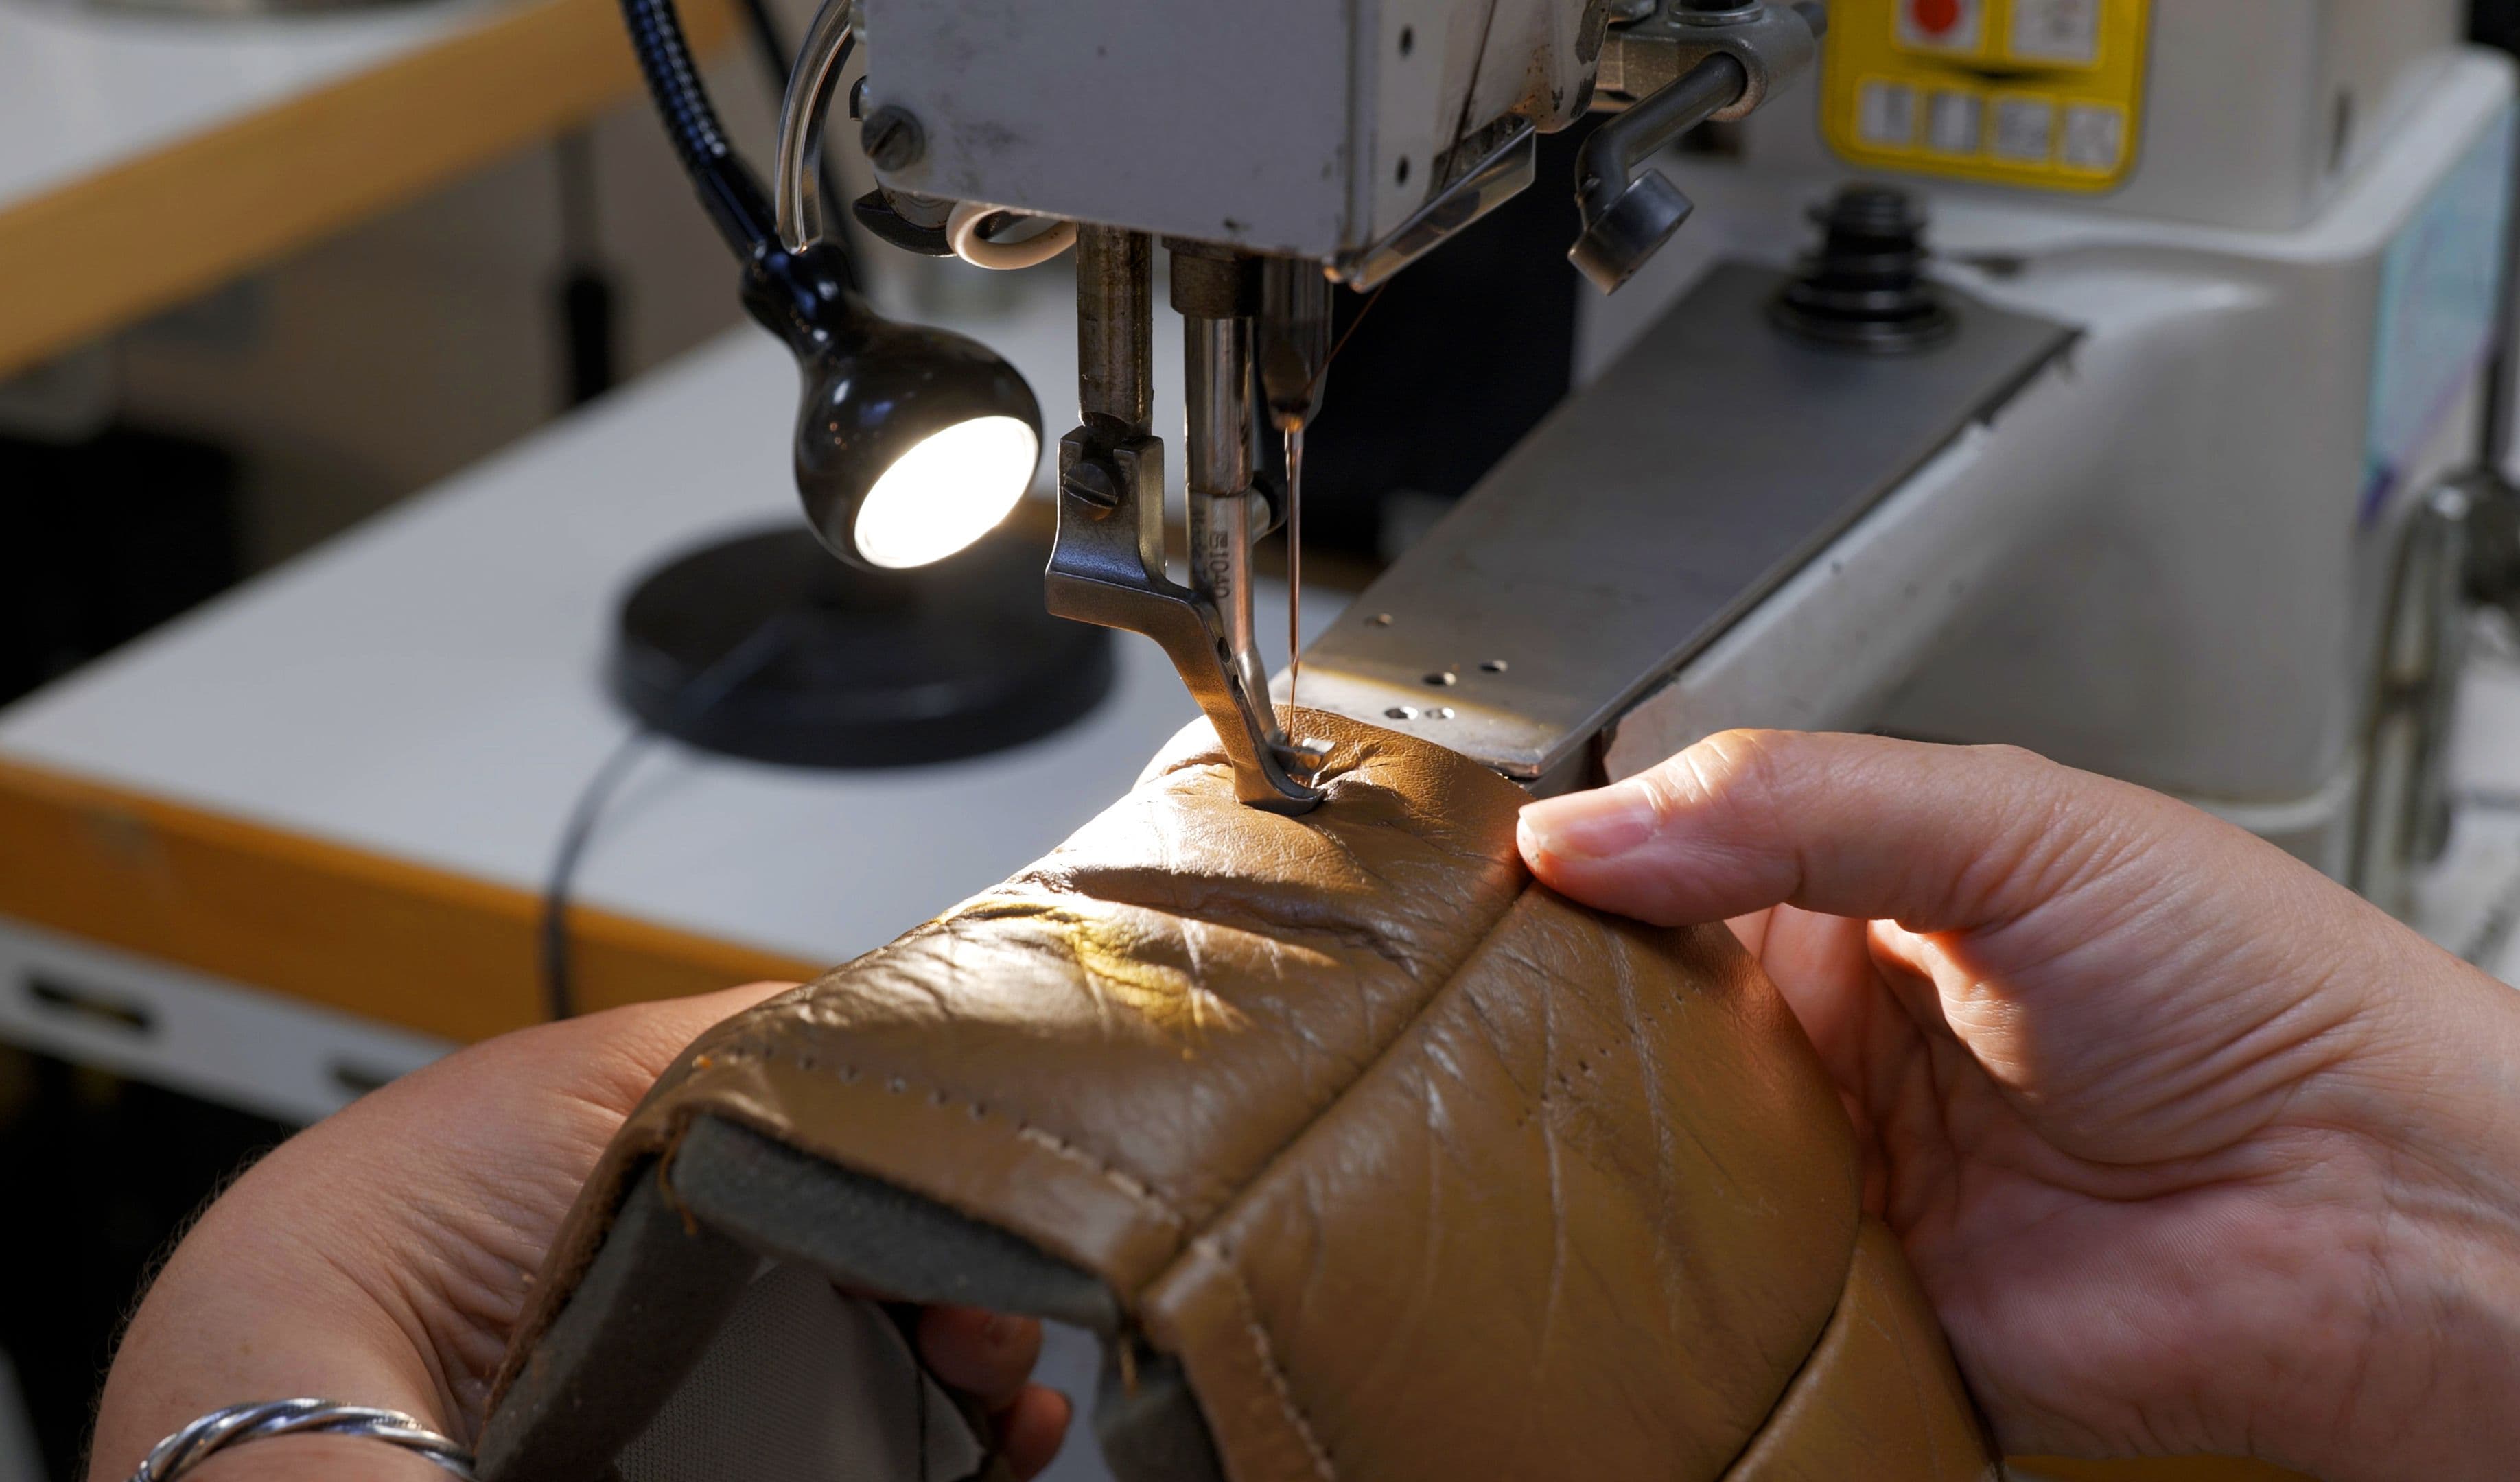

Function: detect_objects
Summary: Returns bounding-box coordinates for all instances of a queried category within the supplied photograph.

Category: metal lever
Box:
[1573,0,1825,293]
[1047,228,1323,815]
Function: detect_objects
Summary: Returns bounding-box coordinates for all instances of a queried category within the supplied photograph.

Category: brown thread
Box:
[703,1042,1188,1230]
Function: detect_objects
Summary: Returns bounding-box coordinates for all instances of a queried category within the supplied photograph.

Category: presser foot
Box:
[1047,430,1324,816]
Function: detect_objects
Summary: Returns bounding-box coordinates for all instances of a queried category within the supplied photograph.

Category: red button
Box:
[1913,0,1961,35]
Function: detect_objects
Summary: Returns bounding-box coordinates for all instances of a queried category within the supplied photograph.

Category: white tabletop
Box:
[0,274,1343,968]
[0,0,505,211]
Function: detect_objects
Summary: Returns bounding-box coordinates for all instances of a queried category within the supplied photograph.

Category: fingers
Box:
[917,1308,1070,1479]
[917,1306,1045,1410]
[1518,730,2167,935]
[999,1385,1074,1479]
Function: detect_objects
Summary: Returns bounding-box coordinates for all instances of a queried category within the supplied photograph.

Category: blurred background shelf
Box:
[0,0,732,381]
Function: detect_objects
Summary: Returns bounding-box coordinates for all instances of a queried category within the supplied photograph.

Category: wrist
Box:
[2271,956,2520,1480]
[87,1206,452,1482]
[180,1435,452,1482]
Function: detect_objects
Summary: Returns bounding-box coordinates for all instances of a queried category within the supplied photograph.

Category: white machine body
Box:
[1603,1,2512,892]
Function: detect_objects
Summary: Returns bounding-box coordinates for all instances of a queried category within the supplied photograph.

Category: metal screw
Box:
[1062,460,1121,513]
[861,105,926,172]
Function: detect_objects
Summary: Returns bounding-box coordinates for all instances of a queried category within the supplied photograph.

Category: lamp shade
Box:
[791,315,1045,571]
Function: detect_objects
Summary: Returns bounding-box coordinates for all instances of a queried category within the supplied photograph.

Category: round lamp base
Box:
[609,524,1113,769]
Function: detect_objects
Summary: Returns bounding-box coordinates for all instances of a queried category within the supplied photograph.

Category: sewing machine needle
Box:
[1285,424,1303,731]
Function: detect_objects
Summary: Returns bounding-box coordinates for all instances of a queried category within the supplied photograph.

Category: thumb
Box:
[1517,731,2169,934]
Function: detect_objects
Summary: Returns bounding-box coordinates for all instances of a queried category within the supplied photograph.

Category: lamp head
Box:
[746,243,1045,572]
[793,316,1044,570]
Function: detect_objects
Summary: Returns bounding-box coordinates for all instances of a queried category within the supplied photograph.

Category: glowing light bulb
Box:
[851,415,1039,569]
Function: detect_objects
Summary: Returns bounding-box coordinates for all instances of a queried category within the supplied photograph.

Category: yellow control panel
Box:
[1821,0,2154,193]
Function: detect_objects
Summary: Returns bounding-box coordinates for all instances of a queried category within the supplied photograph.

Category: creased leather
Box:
[489,712,1996,1481]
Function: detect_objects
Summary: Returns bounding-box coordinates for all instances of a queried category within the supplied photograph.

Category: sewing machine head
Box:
[760,0,1828,812]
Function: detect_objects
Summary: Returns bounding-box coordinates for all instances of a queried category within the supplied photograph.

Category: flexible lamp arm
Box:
[616,0,790,273]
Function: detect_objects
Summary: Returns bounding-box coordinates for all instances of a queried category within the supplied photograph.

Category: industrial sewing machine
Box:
[622,0,2517,917]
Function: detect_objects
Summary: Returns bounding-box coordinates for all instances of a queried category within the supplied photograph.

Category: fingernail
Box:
[1519,787,1655,862]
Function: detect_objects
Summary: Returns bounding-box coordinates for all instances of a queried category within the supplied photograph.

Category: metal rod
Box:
[1077,226,1155,436]
[1185,314,1281,743]
[1185,316,1255,497]
[1575,53,1747,211]
[1285,425,1305,725]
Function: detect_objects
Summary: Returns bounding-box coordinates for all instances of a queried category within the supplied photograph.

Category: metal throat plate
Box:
[1298,261,2077,779]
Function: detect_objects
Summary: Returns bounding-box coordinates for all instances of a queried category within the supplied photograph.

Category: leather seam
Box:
[1193,1234,1340,1482]
[1708,1220,1871,1481]
[1151,886,1543,1482]
[693,1044,1344,1478]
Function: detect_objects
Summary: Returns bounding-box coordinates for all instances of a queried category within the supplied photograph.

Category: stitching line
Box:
[1196,1236,1339,1482]
[705,1042,1187,1230]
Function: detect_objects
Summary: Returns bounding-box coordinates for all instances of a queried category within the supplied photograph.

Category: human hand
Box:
[1518,732,2520,1482]
[86,985,1072,1481]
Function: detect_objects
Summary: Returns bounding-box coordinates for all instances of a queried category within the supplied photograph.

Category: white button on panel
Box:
[1858,78,1920,148]
[2060,103,2127,172]
[2009,0,2101,67]
[1895,0,1983,55]
[1990,97,2056,163]
[1926,89,1984,156]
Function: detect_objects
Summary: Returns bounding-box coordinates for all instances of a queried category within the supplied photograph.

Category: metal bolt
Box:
[1062,460,1121,513]
[861,105,926,172]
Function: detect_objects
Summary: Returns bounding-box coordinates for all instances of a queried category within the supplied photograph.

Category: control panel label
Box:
[1823,0,2151,193]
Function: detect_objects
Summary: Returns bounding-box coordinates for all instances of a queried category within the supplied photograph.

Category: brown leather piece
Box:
[1726,1220,1998,1481]
[492,712,1989,1481]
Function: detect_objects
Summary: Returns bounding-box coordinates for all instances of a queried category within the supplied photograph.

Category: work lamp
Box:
[596,0,1103,770]
[786,311,1044,571]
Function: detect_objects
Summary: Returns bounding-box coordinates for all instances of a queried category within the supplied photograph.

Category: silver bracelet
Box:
[128,1399,477,1481]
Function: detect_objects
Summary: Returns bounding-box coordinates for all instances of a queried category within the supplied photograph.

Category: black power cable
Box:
[539,618,794,1020]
